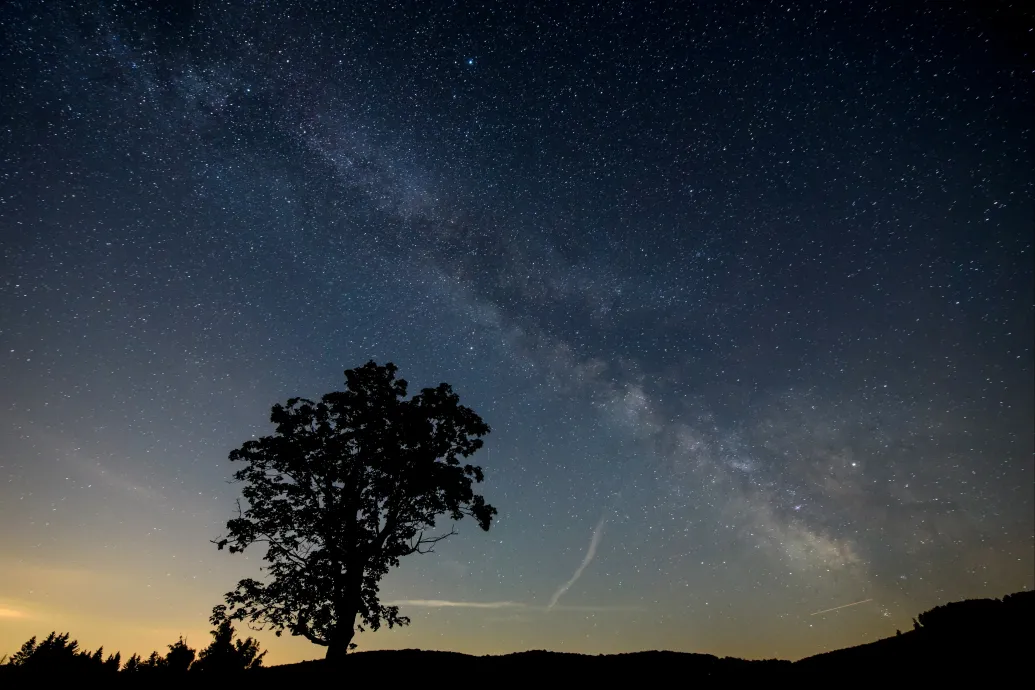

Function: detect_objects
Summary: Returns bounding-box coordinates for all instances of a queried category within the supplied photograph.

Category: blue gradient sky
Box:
[1,0,1031,665]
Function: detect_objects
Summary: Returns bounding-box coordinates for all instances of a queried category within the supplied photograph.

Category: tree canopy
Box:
[192,613,267,673]
[214,360,496,662]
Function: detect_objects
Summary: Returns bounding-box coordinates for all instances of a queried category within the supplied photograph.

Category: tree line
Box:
[2,617,265,674]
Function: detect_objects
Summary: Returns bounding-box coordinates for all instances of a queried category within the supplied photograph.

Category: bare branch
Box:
[253,535,310,570]
[407,526,458,555]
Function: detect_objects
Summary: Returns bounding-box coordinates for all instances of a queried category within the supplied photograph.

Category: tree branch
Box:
[406,526,457,555]
[293,624,329,646]
[255,535,310,570]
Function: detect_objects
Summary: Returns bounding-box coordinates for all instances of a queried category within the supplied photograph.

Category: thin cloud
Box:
[385,599,525,609]
[548,514,608,610]
[386,600,642,614]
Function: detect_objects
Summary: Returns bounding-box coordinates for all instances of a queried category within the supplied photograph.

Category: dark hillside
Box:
[794,590,1034,680]
[2,591,1030,683]
[264,648,791,680]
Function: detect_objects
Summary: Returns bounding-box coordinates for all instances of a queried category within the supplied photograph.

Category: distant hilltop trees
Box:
[794,590,1034,680]
[2,619,264,675]
[912,590,1033,635]
[3,632,122,673]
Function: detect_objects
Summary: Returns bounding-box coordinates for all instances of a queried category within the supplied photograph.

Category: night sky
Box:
[1,1,1032,665]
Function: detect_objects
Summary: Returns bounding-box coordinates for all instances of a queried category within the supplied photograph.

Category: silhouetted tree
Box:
[8,632,79,668]
[214,361,496,663]
[193,612,267,672]
[87,647,120,672]
[138,650,166,672]
[164,637,196,673]
[122,653,141,672]
[5,632,120,673]
[7,636,40,666]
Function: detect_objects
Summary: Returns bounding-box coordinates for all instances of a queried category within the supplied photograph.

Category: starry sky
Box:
[1,0,1032,666]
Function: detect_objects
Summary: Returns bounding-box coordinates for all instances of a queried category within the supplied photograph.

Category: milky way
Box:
[1,1,1031,663]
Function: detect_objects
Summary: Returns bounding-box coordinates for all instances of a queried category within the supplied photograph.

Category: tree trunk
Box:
[325,625,355,664]
[326,559,362,664]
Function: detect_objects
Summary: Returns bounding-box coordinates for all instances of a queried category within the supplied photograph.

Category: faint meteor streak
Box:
[810,598,873,616]
[548,514,608,610]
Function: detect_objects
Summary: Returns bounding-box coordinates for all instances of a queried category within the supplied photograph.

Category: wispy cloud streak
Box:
[386,599,642,613]
[385,600,524,609]
[548,514,608,610]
